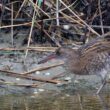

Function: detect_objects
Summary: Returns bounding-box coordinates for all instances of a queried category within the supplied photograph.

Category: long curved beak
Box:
[38,53,57,64]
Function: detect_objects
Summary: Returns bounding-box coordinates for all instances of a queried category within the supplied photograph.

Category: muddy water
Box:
[0,92,110,110]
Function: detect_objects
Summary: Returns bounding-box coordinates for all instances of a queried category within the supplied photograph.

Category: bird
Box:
[38,32,110,94]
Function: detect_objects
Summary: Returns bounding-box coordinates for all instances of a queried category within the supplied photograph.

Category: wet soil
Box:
[0,31,110,95]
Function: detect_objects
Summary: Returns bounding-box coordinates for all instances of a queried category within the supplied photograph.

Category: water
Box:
[0,91,110,110]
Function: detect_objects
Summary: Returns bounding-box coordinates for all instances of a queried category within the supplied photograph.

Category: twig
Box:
[90,25,110,29]
[0,69,60,84]
[0,22,31,29]
[11,3,14,46]
[24,0,37,61]
[59,0,100,37]
[0,3,12,11]
[22,62,64,75]
[0,47,57,52]
[56,0,60,26]
[29,0,50,18]
[0,81,38,88]
[59,0,78,12]
[15,0,27,19]
[98,0,104,35]
[34,21,61,47]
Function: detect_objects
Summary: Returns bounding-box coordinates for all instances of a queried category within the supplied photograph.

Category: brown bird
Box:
[38,33,110,94]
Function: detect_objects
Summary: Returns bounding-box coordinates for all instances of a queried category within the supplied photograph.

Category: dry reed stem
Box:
[98,0,104,35]
[59,0,78,12]
[11,3,14,46]
[22,61,64,75]
[24,1,37,61]
[29,0,50,18]
[0,22,31,29]
[15,0,27,19]
[0,81,38,88]
[0,3,12,11]
[0,69,60,84]
[59,0,100,37]
[0,47,57,52]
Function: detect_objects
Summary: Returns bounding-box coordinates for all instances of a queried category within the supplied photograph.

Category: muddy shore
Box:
[0,31,110,95]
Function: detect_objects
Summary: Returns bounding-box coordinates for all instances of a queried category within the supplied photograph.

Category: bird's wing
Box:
[77,34,110,75]
[80,33,110,57]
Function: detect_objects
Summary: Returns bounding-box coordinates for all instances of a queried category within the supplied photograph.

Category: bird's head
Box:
[38,47,78,64]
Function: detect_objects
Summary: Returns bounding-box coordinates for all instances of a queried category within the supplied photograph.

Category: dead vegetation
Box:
[0,0,110,91]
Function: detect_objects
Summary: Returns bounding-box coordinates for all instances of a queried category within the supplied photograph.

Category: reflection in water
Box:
[0,92,110,110]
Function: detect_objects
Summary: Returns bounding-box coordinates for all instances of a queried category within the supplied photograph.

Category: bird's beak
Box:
[38,53,57,64]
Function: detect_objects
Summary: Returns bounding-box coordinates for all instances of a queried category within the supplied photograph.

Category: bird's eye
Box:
[56,50,61,55]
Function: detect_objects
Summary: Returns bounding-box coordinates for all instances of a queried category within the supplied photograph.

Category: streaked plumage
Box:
[39,32,110,94]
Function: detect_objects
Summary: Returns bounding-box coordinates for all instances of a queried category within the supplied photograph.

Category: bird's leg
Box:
[96,71,107,94]
[96,79,106,94]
